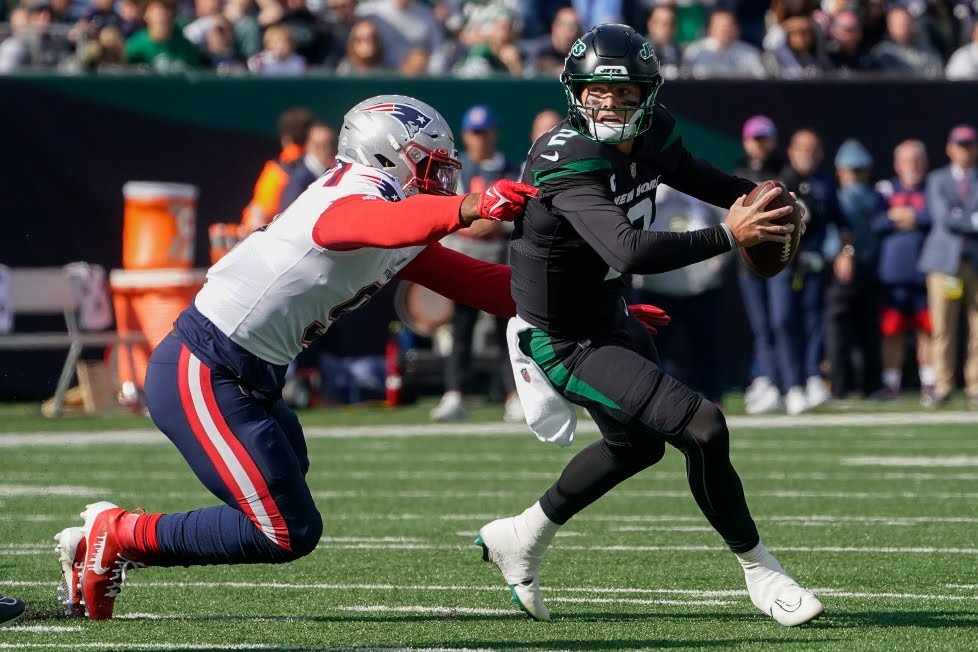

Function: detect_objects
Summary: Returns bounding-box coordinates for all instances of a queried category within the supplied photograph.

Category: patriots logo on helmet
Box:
[361,103,433,138]
[363,174,402,202]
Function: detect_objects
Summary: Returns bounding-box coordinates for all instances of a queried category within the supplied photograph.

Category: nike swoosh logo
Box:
[540,151,559,162]
[488,190,509,214]
[773,596,802,612]
[90,533,112,575]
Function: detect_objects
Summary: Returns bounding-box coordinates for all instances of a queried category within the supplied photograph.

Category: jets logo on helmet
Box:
[361,103,433,138]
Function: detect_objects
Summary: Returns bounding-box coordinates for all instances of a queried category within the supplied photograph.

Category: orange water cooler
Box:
[112,182,205,399]
[121,181,198,270]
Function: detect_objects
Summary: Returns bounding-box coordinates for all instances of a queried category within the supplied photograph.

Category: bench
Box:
[0,267,146,416]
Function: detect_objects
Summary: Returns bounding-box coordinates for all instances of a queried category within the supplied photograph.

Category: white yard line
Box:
[22,469,969,483]
[23,511,978,524]
[3,625,84,633]
[308,489,978,500]
[0,485,104,497]
[334,605,518,616]
[2,411,977,447]
[8,540,978,556]
[614,515,978,528]
[0,646,504,652]
[4,579,976,604]
[7,486,978,503]
[842,455,978,467]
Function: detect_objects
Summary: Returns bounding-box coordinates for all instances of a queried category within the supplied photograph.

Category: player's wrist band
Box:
[720,223,739,250]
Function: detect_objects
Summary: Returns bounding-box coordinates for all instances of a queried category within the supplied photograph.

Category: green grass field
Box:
[2,401,978,651]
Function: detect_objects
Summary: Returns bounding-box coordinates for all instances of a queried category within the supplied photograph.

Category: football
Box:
[739,179,802,278]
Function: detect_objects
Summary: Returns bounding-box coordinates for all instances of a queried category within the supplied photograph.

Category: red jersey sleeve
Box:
[395,243,515,318]
[313,194,467,251]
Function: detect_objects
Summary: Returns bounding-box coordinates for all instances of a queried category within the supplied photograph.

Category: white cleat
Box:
[476,517,551,621]
[768,584,824,627]
[53,526,86,617]
[740,544,823,626]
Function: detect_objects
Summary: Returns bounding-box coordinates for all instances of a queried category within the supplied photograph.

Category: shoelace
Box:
[104,557,146,598]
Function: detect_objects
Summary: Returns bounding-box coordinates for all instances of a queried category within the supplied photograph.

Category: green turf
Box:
[2,410,977,651]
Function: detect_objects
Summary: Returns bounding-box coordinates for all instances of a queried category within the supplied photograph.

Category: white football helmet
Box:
[336,94,462,196]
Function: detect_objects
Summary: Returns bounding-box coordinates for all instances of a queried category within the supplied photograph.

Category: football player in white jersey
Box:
[52,95,540,620]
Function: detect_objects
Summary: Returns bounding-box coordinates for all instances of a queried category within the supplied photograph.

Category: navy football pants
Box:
[144,334,323,566]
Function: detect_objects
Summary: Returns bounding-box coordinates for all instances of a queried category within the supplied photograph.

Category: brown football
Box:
[739,180,802,278]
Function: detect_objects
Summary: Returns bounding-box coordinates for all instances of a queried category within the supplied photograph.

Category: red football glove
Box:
[627,303,671,335]
[476,179,539,222]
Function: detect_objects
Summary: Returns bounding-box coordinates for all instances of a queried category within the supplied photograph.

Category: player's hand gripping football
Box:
[627,304,671,335]
[459,180,539,225]
[724,185,797,248]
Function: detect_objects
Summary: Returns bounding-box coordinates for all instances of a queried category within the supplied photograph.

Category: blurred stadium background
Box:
[2,0,978,412]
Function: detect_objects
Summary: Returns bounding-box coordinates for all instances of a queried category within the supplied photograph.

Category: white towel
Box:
[0,264,11,335]
[64,262,113,331]
[506,316,576,448]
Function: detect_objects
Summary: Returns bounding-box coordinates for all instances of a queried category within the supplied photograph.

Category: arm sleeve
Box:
[313,193,467,250]
[551,177,734,275]
[395,243,515,318]
[661,148,756,209]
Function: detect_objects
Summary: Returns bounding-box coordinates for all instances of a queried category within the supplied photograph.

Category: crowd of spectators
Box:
[1,0,977,78]
[637,116,978,414]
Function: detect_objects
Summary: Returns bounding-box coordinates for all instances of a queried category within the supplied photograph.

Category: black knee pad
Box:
[683,401,729,448]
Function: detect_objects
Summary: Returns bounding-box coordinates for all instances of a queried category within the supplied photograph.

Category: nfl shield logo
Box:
[520,368,531,383]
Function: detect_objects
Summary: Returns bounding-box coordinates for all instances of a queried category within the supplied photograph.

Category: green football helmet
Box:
[561,23,664,144]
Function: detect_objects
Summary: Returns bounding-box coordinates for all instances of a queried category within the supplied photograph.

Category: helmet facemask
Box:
[401,142,461,196]
[562,73,662,144]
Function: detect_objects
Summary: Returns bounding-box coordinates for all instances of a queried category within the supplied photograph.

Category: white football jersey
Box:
[195,162,424,365]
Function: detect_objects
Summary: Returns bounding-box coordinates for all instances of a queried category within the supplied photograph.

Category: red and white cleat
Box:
[79,502,146,620]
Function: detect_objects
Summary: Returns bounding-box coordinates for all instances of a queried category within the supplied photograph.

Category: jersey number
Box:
[627,197,654,230]
[604,199,656,281]
[299,282,384,348]
[547,128,578,148]
[329,282,384,321]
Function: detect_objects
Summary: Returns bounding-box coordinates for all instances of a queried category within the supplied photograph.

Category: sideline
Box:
[1,411,977,447]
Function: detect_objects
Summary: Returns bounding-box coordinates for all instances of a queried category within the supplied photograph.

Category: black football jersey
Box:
[512,104,754,338]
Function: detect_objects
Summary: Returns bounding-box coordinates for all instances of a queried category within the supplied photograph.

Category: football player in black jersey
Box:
[475,23,822,626]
